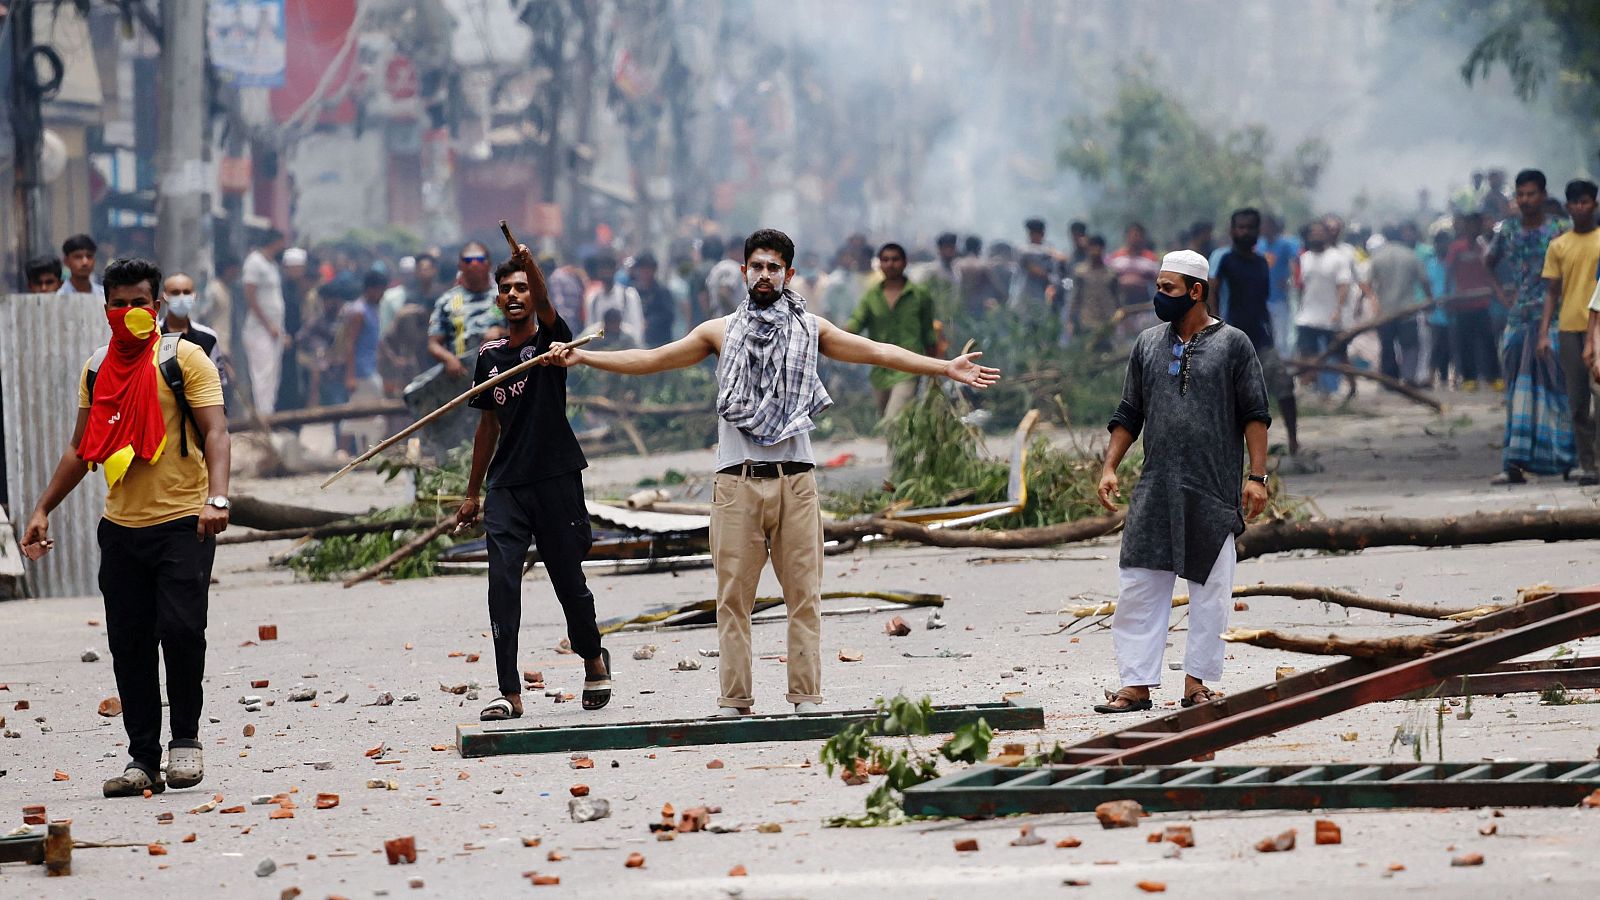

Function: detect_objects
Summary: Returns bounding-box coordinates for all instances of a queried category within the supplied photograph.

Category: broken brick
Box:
[706,759,724,770]
[953,838,980,852]
[1451,852,1484,867]
[1314,819,1342,845]
[156,812,174,823]
[728,864,748,876]
[1146,831,1162,843]
[251,680,270,689]
[1093,799,1143,829]
[756,822,782,834]
[258,625,278,641]
[385,836,417,865]
[883,616,911,637]
[841,758,870,786]
[98,697,122,717]
[546,850,566,862]
[1387,863,1406,872]
[678,807,711,833]
[52,770,69,782]
[1255,829,1296,852]
[1233,601,1249,611]
[220,806,245,814]
[1478,822,1498,836]
[181,833,196,843]
[465,654,480,663]
[1055,837,1082,848]
[269,809,294,820]
[1582,789,1600,808]
[571,757,594,769]
[530,874,559,886]
[148,844,167,856]
[1163,825,1194,848]
[838,648,863,662]
[243,724,256,737]
[624,852,645,868]
[15,700,29,711]
[1136,882,1167,893]
[315,793,339,810]
[570,784,589,797]
[521,837,542,847]
[364,744,386,758]
[1011,825,1045,846]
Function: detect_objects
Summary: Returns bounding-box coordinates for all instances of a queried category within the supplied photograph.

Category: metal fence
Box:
[0,293,107,598]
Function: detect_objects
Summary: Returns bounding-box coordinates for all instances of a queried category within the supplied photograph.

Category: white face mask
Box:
[166,294,196,318]
[745,267,786,295]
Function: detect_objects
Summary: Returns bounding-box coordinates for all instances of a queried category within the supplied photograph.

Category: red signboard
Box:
[269,0,359,125]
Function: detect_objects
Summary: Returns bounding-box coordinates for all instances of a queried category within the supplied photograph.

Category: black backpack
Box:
[85,334,206,457]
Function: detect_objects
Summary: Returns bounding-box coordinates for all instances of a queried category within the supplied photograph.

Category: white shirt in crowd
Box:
[1296,247,1354,330]
[241,249,285,330]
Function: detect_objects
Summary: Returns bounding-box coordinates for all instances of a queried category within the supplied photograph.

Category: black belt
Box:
[717,461,815,478]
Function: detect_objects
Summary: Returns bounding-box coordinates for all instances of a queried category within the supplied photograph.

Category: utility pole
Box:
[156,0,210,284]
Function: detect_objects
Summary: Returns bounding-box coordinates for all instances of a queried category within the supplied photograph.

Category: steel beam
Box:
[902,760,1600,818]
[1059,588,1600,766]
[455,700,1043,758]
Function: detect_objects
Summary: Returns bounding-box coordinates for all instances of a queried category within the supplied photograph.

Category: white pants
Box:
[1113,535,1236,687]
[243,328,282,416]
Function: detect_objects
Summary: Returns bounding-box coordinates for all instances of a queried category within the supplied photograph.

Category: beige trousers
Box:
[873,377,921,422]
[709,470,823,708]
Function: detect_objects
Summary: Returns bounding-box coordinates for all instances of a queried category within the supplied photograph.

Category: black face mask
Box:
[1153,287,1196,323]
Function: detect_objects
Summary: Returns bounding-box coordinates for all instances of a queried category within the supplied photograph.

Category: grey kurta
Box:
[1108,320,1271,581]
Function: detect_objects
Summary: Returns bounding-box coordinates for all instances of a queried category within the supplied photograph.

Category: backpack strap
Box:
[84,345,109,400]
[157,334,204,458]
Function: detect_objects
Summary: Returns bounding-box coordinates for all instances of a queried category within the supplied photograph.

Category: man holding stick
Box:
[455,243,611,719]
[1094,250,1270,714]
[543,229,1000,716]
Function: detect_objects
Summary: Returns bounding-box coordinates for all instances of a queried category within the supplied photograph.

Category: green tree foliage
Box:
[1450,0,1600,150]
[1058,74,1328,234]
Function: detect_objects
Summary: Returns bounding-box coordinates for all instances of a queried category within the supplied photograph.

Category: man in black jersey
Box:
[454,245,610,720]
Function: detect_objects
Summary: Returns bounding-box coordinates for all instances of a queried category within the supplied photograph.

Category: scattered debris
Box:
[570,784,590,797]
[953,838,980,852]
[926,611,947,630]
[189,797,220,814]
[756,823,782,834]
[728,864,748,876]
[1163,825,1194,848]
[148,843,167,856]
[400,692,420,702]
[1056,837,1082,848]
[569,798,611,823]
[1255,829,1296,852]
[530,874,559,885]
[81,649,100,662]
[97,697,122,718]
[23,804,47,825]
[675,659,701,672]
[258,625,278,641]
[1452,852,1485,867]
[884,616,911,637]
[1233,601,1249,612]
[838,648,864,663]
[315,793,339,810]
[1094,800,1143,829]
[1136,882,1167,893]
[632,646,657,661]
[706,759,724,770]
[369,692,395,706]
[624,852,645,868]
[52,770,69,782]
[1582,789,1600,808]
[251,680,270,689]
[440,683,472,695]
[677,807,711,833]
[384,836,417,865]
[1011,825,1045,846]
[570,756,594,769]
[1315,820,1341,845]
[239,695,263,706]
[1478,822,1497,836]
[364,744,386,759]
[256,858,277,877]
[697,648,720,658]
[407,877,424,889]
[287,687,317,702]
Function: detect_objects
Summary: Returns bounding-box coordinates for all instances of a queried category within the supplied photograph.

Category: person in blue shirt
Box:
[1256,213,1300,357]
[1212,208,1300,458]
[1420,229,1454,387]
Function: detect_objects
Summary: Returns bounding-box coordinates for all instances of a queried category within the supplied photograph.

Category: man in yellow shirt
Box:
[1540,179,1600,484]
[22,257,232,797]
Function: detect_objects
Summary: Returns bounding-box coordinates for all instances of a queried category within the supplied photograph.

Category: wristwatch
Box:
[205,496,231,510]
[1245,474,1269,485]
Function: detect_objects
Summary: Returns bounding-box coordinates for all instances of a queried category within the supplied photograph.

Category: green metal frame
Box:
[455,700,1043,758]
[902,761,1600,818]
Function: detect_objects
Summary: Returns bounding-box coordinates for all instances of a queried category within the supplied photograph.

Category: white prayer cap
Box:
[398,255,417,274]
[1159,249,1210,282]
[282,247,308,267]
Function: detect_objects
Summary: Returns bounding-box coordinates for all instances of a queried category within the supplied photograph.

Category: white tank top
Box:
[714,415,814,471]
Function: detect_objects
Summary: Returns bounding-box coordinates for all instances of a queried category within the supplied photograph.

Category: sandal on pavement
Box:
[103,765,164,798]
[166,745,204,789]
[582,648,613,711]
[1092,688,1153,714]
[1181,683,1224,708]
[479,697,520,721]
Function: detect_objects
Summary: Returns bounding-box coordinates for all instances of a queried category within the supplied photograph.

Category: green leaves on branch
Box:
[819,694,992,828]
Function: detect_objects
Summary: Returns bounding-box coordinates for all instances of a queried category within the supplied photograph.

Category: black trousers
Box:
[1377,319,1419,383]
[1454,308,1501,383]
[484,473,602,696]
[97,516,214,774]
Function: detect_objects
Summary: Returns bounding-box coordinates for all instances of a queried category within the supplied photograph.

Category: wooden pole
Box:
[216,515,439,546]
[319,329,603,488]
[1308,289,1495,365]
[1284,360,1445,411]
[341,517,456,588]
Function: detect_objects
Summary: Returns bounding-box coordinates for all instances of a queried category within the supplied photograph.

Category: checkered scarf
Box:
[716,288,832,446]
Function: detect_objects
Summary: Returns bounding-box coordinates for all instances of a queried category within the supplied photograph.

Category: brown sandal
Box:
[1181,683,1223,708]
[1093,687,1153,714]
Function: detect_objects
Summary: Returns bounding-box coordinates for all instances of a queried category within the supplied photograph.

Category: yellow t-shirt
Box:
[1541,228,1600,332]
[78,340,224,528]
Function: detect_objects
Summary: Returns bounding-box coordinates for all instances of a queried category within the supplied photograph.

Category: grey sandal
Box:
[103,765,164,798]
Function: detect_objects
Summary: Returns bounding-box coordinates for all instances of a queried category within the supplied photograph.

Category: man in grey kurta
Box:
[1095,250,1272,713]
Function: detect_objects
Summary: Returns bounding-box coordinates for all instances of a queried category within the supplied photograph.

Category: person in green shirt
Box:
[845,242,937,421]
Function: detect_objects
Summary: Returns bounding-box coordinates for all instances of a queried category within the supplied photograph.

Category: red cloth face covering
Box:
[78,305,168,488]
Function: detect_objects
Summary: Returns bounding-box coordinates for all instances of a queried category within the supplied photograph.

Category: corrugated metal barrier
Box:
[0,293,108,598]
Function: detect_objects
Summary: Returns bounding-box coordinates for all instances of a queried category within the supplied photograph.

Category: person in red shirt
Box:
[1444,212,1503,391]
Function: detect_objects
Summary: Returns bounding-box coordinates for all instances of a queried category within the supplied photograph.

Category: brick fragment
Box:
[384,836,417,865]
[315,793,339,810]
[569,784,589,797]
[148,844,167,856]
[624,852,645,868]
[1451,852,1484,867]
[1314,819,1341,845]
[1163,825,1194,848]
[1255,828,1296,852]
[1136,882,1167,893]
[1093,799,1143,829]
[728,864,747,876]
[953,838,980,852]
[258,625,277,641]
[1055,837,1082,848]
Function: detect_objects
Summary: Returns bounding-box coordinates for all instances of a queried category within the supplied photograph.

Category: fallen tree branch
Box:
[1284,360,1444,411]
[1061,583,1503,621]
[228,399,407,432]
[342,518,455,588]
[1308,290,1494,365]
[821,511,1126,547]
[1234,507,1600,559]
[217,516,438,546]
[1221,628,1482,658]
[231,495,352,531]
